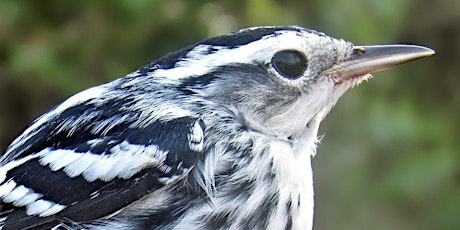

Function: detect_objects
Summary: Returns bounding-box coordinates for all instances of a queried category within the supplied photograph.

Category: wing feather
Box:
[0,94,205,229]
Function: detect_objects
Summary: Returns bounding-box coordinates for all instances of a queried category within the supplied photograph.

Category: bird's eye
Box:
[271,50,308,79]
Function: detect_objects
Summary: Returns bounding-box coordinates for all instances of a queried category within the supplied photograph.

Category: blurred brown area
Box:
[0,1,458,229]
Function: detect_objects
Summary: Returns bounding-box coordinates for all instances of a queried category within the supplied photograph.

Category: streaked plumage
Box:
[0,26,433,229]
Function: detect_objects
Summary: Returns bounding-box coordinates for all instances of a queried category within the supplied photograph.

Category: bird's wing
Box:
[0,91,205,229]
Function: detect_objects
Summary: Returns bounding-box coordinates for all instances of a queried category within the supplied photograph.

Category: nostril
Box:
[352,47,366,56]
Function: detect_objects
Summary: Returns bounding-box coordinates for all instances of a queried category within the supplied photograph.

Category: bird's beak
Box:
[323,45,435,83]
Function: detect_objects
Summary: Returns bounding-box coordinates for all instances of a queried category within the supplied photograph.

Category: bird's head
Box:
[139,26,434,140]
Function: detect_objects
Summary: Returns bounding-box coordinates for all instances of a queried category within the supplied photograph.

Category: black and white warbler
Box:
[0,26,434,230]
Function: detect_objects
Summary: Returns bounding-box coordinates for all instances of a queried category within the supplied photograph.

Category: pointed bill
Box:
[323,45,435,83]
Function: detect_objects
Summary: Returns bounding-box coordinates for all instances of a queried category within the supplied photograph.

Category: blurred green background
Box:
[0,0,458,229]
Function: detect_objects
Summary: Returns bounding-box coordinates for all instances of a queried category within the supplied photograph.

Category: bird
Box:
[0,26,434,230]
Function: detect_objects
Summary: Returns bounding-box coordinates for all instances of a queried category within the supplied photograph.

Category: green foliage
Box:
[0,0,458,229]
